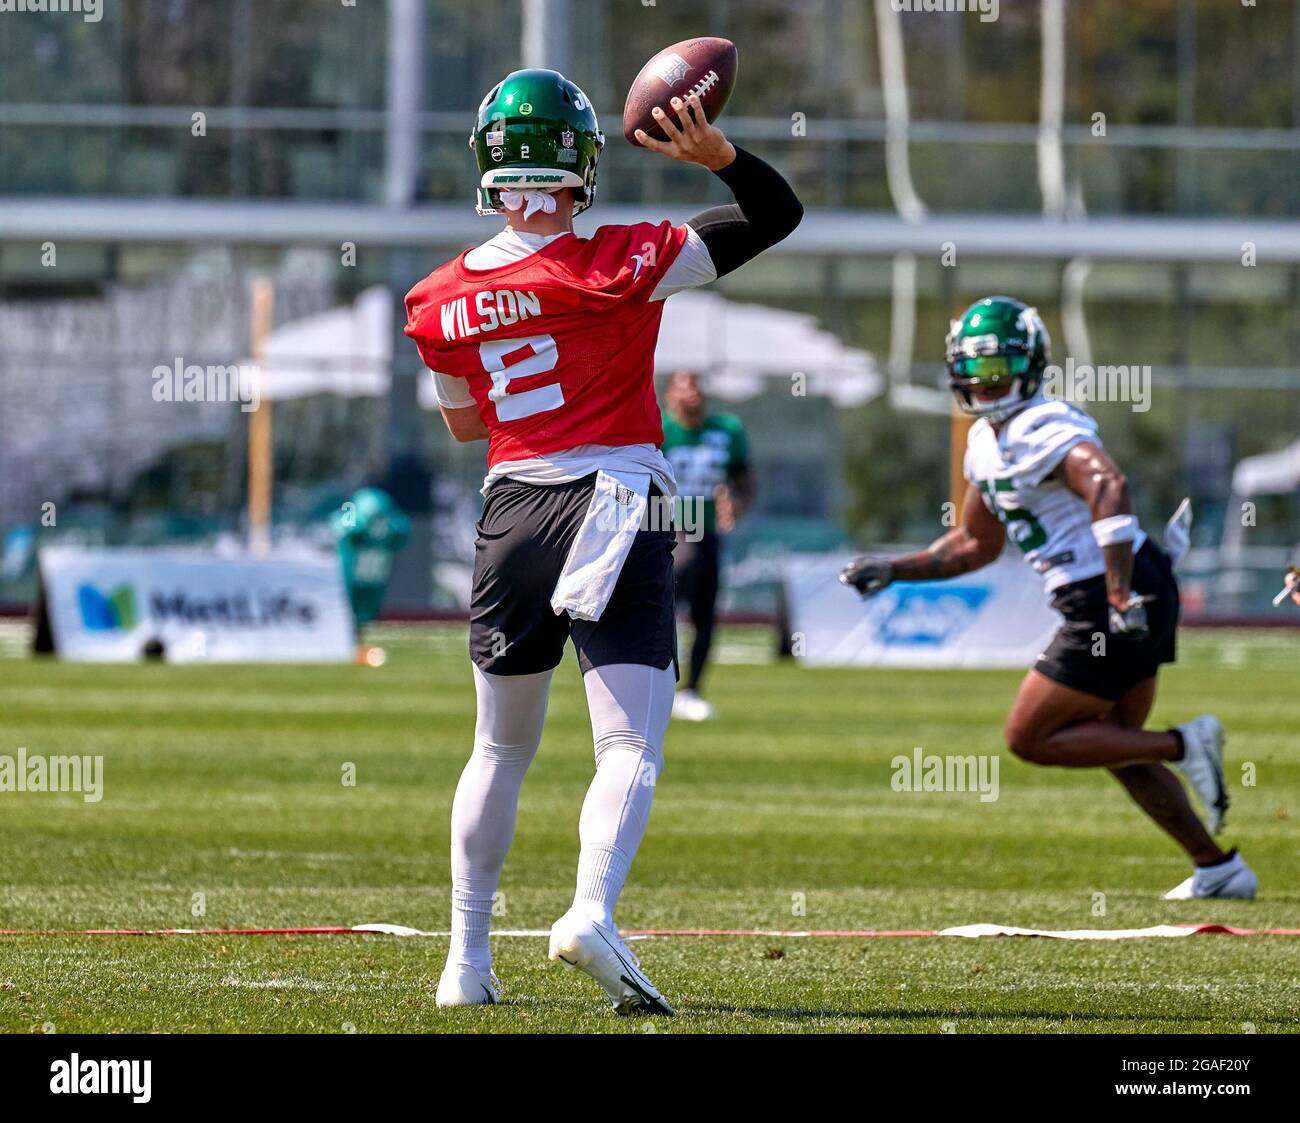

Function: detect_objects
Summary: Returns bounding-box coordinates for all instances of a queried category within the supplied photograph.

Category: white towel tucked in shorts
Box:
[550,470,650,622]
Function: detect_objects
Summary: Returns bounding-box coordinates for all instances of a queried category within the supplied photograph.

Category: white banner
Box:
[783,552,1062,668]
[39,547,355,663]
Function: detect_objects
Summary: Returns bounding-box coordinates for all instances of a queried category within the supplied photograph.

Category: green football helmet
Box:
[469,68,604,217]
[946,296,1051,422]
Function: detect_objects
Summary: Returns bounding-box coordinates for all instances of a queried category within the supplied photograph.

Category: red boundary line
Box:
[2,924,1299,937]
[0,927,359,936]
[2,602,1297,628]
[624,928,939,937]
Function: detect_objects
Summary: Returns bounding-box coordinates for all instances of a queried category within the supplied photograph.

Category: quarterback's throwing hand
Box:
[839,556,894,599]
[634,93,737,172]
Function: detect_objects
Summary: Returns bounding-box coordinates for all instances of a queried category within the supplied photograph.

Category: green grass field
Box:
[1,624,1297,1034]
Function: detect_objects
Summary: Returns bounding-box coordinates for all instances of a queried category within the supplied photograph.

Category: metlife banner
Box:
[783,552,1062,668]
[39,547,355,663]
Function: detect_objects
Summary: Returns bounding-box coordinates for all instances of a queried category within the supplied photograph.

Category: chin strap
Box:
[499,189,558,220]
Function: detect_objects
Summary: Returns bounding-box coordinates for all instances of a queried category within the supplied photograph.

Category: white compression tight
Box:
[447,662,675,973]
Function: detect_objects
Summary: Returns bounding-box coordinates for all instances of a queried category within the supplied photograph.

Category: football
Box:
[622,37,738,146]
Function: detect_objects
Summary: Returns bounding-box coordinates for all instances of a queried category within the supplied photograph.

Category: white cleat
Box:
[1173,714,1229,833]
[548,912,674,1016]
[672,689,715,723]
[435,962,501,1007]
[1164,851,1259,900]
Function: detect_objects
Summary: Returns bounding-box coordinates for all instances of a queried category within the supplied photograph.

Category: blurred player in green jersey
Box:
[661,370,756,721]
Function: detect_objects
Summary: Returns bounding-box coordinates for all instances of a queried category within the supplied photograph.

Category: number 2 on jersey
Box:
[480,335,563,422]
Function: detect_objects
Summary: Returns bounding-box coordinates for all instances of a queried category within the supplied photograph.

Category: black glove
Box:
[1108,593,1152,641]
[839,556,894,599]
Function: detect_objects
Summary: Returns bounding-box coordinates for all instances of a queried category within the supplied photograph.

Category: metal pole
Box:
[1176,0,1198,213]
[872,0,928,223]
[1037,0,1067,218]
[522,0,570,73]
[231,0,253,196]
[384,0,425,210]
[381,0,432,607]
[1293,0,1300,128]
[382,0,426,455]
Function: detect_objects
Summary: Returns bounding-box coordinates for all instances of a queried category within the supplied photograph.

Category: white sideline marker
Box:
[346,923,1292,941]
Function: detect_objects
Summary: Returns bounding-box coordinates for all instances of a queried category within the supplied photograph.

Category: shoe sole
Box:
[435,990,498,1007]
[435,996,497,1007]
[1166,882,1257,902]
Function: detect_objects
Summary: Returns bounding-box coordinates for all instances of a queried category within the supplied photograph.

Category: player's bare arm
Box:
[1055,441,1138,623]
[840,484,1005,596]
[895,487,1006,579]
[439,403,489,443]
[715,465,755,534]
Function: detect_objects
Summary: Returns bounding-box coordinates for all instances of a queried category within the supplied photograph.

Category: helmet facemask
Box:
[949,352,1043,422]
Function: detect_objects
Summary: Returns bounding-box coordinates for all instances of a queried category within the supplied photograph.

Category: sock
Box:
[571,663,674,929]
[1169,727,1186,761]
[1196,847,1237,870]
[573,846,631,928]
[447,667,551,974]
[449,894,494,975]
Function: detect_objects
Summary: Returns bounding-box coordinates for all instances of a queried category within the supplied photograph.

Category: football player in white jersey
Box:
[840,296,1256,901]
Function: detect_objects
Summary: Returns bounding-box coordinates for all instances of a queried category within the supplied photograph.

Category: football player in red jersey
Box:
[405,68,801,1014]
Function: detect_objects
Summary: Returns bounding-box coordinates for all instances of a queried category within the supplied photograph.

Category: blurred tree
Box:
[839,400,948,544]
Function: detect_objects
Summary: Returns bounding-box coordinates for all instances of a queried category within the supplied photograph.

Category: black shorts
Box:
[469,474,677,676]
[1035,541,1179,702]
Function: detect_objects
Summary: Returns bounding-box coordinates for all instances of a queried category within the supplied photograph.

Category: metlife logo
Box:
[145,587,320,629]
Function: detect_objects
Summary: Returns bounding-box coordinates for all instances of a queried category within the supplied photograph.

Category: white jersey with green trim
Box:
[962,397,1146,592]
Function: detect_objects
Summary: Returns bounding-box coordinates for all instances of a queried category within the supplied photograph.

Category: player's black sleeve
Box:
[687,145,803,278]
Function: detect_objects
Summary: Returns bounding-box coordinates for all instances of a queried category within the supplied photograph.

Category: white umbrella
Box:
[1231,437,1300,497]
[654,289,882,406]
[248,285,883,410]
[249,285,392,401]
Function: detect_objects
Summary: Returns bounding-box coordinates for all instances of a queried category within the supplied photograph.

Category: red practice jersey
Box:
[404,221,689,467]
